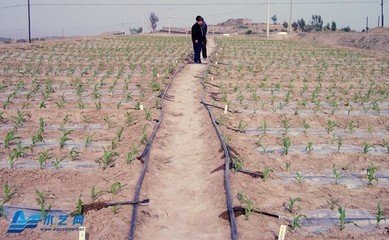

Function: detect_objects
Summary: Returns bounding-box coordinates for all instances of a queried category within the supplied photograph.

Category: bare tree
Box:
[149,12,159,33]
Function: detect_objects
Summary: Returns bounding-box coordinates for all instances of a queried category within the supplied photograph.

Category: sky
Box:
[0,0,387,39]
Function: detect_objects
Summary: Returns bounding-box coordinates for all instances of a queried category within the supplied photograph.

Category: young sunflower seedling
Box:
[141,125,148,145]
[336,136,343,153]
[4,129,18,148]
[237,192,254,220]
[285,162,291,172]
[144,109,152,121]
[348,121,356,133]
[125,112,134,126]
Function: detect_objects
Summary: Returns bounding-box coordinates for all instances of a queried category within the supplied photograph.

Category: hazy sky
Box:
[0,0,387,38]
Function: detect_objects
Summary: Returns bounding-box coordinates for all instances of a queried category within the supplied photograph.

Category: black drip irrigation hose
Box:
[200,57,238,239]
[128,58,190,240]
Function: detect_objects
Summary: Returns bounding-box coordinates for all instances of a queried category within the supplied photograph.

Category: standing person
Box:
[191,16,204,64]
[201,17,208,60]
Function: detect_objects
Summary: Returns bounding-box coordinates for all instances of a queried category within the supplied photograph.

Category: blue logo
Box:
[7,210,41,233]
[7,210,85,234]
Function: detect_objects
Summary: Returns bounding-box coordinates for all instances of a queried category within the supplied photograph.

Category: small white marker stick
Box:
[140,104,144,111]
[79,226,86,240]
[278,225,287,240]
[157,73,160,78]
[224,105,228,114]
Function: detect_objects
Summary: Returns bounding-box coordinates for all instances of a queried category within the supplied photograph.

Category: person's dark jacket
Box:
[191,22,203,43]
[202,21,208,41]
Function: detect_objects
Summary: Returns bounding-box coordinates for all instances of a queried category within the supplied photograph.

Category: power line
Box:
[0,1,385,10]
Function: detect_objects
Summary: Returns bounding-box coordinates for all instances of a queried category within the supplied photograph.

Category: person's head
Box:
[196,16,203,25]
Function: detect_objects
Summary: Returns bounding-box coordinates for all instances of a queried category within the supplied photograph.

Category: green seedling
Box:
[38,150,51,169]
[116,126,124,142]
[348,121,356,133]
[0,204,4,218]
[75,195,83,215]
[99,148,118,169]
[125,112,134,126]
[110,205,121,214]
[35,189,51,220]
[103,115,114,129]
[295,172,304,184]
[259,119,268,134]
[302,120,310,134]
[32,132,45,146]
[366,163,378,186]
[338,207,346,230]
[286,197,301,213]
[290,214,307,230]
[69,147,79,161]
[262,167,273,181]
[282,135,291,155]
[336,136,343,152]
[285,162,291,172]
[59,130,73,149]
[109,182,125,196]
[237,120,247,133]
[141,125,148,145]
[144,109,152,121]
[4,129,18,148]
[306,142,313,153]
[326,195,340,210]
[90,186,104,201]
[126,143,139,164]
[84,134,95,148]
[237,192,254,220]
[13,109,27,126]
[51,157,64,170]
[326,120,337,134]
[232,157,244,172]
[363,142,375,154]
[375,201,385,227]
[2,182,16,203]
[332,164,342,184]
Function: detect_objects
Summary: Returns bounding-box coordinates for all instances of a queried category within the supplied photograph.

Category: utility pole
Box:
[288,0,293,36]
[266,0,270,37]
[28,0,31,43]
[366,16,369,32]
[381,0,384,27]
[378,16,380,27]
[168,10,171,34]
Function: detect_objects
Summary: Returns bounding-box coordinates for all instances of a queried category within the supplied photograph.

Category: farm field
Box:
[206,37,389,239]
[0,35,191,239]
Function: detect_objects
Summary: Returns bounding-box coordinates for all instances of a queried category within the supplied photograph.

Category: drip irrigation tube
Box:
[200,58,238,239]
[128,58,190,240]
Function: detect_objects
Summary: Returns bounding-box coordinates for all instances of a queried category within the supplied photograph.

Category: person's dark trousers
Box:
[193,42,203,63]
[202,39,207,59]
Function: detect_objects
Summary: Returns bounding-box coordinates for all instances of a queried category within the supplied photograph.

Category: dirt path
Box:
[136,38,230,239]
